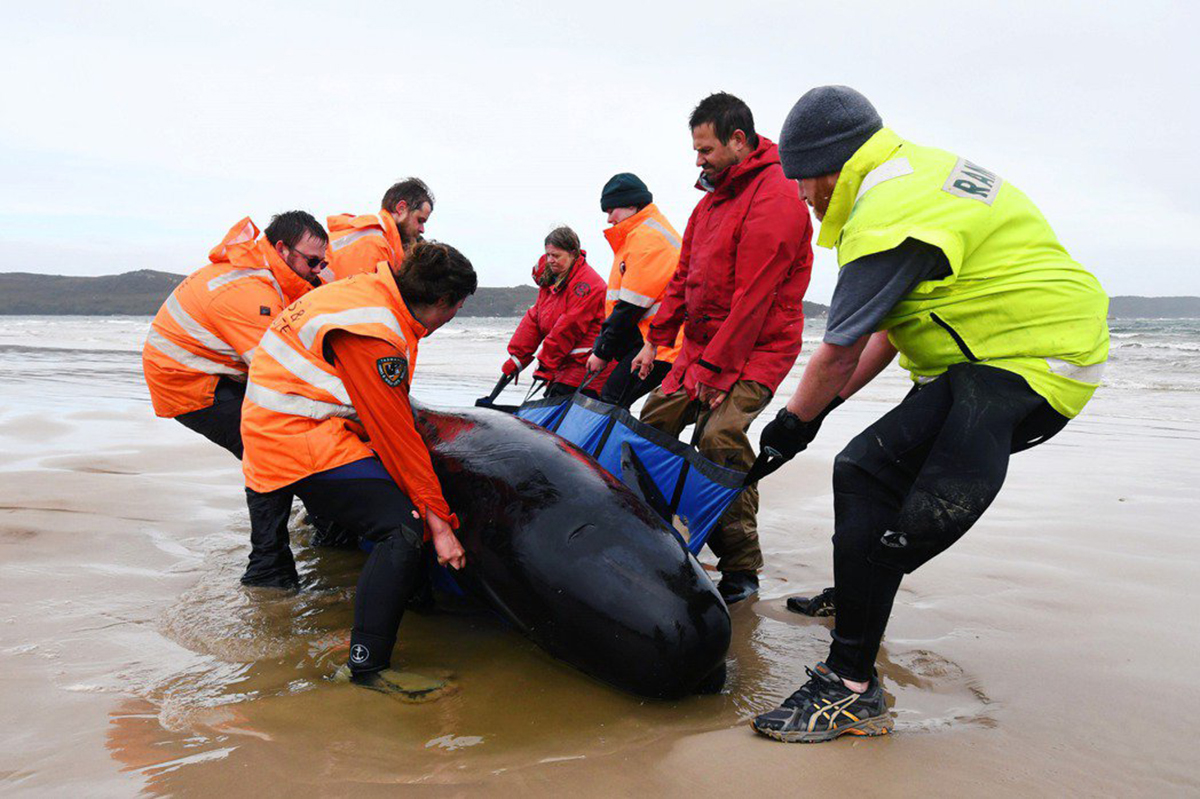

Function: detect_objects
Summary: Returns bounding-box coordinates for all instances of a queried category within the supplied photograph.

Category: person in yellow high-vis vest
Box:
[750,86,1109,743]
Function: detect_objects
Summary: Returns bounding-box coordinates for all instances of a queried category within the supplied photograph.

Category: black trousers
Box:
[827,363,1069,682]
[243,459,425,674]
[174,377,246,458]
[545,381,599,399]
[600,351,672,409]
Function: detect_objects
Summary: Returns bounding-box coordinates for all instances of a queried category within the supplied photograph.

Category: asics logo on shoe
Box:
[808,693,862,732]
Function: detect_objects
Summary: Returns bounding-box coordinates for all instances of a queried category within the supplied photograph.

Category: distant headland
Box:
[0,270,1195,319]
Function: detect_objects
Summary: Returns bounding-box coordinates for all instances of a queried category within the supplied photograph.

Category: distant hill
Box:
[0,271,1195,319]
[0,270,538,317]
[0,270,187,316]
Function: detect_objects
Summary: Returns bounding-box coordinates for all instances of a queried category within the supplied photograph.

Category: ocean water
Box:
[0,314,1196,422]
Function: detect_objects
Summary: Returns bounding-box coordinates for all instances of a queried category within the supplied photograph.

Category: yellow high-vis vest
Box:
[817,128,1109,418]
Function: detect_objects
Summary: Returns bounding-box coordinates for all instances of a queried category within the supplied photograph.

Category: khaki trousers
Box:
[639,380,773,573]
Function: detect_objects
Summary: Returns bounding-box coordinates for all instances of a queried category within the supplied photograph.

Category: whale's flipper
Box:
[620,441,672,522]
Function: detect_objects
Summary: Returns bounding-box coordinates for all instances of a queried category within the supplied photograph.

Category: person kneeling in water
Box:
[239,241,476,697]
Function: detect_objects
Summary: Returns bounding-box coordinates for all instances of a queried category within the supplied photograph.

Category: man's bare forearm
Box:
[784,337,868,421]
[840,331,896,399]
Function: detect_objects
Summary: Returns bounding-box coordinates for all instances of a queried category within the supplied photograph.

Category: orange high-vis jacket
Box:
[239,263,452,522]
[142,217,315,418]
[602,203,685,363]
[323,210,404,283]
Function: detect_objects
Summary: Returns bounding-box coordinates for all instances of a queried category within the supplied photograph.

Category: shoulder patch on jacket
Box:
[574,283,591,297]
[260,305,272,316]
[942,157,1002,205]
[376,356,408,387]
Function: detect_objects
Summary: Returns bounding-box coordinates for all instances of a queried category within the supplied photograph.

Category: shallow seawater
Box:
[1,314,1197,794]
[98,501,992,794]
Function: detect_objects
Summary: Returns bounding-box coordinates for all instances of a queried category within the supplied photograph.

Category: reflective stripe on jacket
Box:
[601,203,684,363]
[819,127,1109,418]
[648,137,814,396]
[141,217,314,417]
[241,262,423,493]
[507,253,613,389]
[323,211,404,282]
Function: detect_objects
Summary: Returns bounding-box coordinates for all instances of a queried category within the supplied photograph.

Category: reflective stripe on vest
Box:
[298,307,408,349]
[617,287,655,307]
[1046,357,1106,384]
[330,229,385,251]
[208,267,285,304]
[144,328,244,378]
[245,381,358,420]
[641,216,681,250]
[256,329,352,403]
[163,293,241,360]
[855,157,914,204]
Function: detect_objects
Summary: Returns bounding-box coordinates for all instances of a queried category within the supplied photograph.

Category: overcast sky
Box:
[1,1,1196,302]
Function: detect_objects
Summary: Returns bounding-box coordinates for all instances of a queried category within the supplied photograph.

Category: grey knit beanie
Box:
[778,86,883,179]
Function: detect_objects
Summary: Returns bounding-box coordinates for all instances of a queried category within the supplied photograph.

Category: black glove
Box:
[759,396,845,460]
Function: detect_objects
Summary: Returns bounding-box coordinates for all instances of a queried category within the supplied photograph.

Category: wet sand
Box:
[3,384,1197,797]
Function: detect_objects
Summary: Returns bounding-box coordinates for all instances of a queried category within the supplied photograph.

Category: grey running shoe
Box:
[751,662,892,743]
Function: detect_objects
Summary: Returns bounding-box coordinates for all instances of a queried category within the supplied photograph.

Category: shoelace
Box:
[781,666,828,709]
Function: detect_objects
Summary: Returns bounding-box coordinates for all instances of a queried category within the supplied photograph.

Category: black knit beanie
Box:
[600,173,652,211]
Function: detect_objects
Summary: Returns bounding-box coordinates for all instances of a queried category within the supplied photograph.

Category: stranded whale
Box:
[414,404,731,699]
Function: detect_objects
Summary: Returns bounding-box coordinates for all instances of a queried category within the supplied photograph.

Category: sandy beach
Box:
[1,316,1198,796]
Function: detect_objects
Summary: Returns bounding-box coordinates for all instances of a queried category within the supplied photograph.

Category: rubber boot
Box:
[717,570,759,604]
[345,529,424,675]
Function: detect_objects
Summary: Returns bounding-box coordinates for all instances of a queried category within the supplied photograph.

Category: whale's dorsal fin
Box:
[620,441,672,522]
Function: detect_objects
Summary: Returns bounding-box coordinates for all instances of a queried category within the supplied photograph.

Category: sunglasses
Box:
[289,247,327,270]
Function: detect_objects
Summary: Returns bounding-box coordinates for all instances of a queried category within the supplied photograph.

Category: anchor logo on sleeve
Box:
[349,644,370,664]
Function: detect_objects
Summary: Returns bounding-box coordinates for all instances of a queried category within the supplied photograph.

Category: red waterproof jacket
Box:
[648,137,813,396]
[507,253,613,390]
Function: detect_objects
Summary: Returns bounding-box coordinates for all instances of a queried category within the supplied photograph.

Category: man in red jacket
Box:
[632,92,814,603]
[502,226,613,397]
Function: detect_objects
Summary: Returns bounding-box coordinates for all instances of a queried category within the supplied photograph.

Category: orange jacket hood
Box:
[208,216,314,303]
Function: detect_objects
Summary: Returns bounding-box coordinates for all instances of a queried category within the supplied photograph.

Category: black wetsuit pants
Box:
[243,458,425,675]
[827,363,1069,682]
[174,377,245,458]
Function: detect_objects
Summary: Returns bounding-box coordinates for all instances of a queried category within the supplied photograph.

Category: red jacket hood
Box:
[697,137,782,198]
